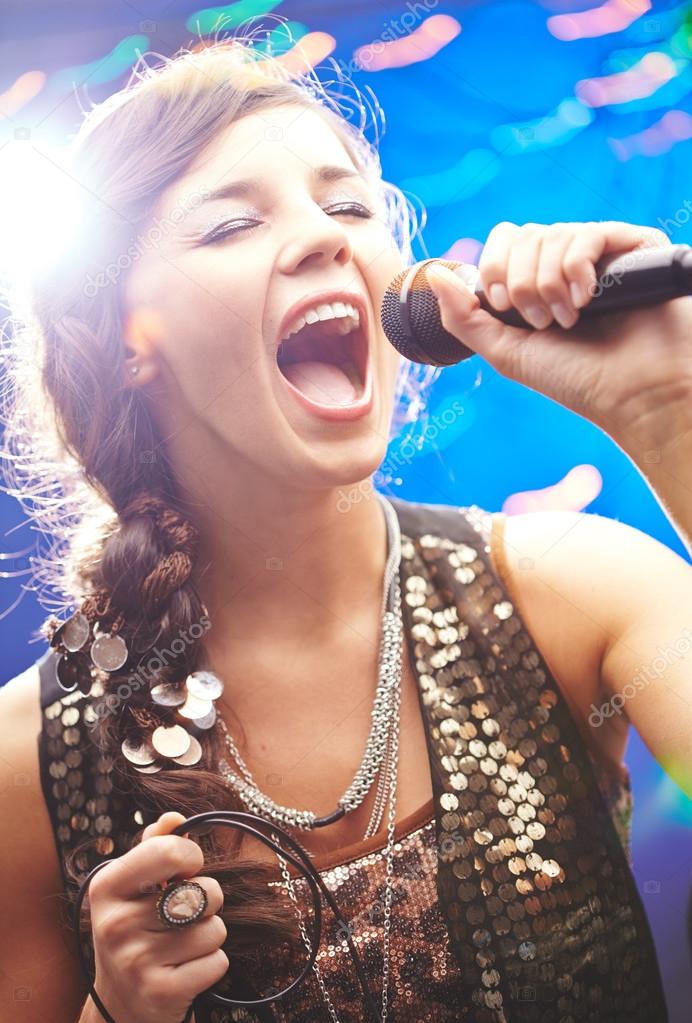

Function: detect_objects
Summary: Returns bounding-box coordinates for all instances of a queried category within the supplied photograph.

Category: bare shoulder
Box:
[487,509,633,768]
[0,663,88,1021]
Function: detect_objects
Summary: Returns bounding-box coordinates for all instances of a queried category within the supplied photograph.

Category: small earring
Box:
[130,365,140,376]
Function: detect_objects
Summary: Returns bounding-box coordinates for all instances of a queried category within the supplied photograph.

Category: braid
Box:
[0,34,414,975]
[46,489,301,957]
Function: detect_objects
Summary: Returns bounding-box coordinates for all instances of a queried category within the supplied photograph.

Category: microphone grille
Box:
[380,259,476,366]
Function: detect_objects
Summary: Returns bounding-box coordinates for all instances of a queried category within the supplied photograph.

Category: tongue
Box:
[281,360,358,405]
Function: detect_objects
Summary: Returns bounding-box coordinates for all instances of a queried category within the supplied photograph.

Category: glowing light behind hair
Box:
[609,108,692,159]
[548,0,651,41]
[491,97,594,154]
[0,137,84,301]
[0,71,46,119]
[276,31,336,76]
[353,14,461,72]
[49,36,151,92]
[400,149,499,207]
[576,50,678,106]
[186,0,284,36]
[254,20,308,56]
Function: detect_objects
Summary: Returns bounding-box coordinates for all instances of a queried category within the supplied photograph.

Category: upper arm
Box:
[488,508,614,717]
[0,666,89,1022]
[585,515,692,798]
[490,508,692,796]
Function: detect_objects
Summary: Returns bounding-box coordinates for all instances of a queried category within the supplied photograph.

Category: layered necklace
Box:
[216,492,404,1023]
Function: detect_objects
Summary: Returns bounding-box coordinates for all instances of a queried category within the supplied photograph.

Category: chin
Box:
[295,432,391,494]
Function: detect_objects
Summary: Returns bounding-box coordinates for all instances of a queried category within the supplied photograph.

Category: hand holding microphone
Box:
[379,221,692,447]
[381,237,692,366]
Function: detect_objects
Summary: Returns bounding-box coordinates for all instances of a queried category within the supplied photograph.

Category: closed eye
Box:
[201,202,374,244]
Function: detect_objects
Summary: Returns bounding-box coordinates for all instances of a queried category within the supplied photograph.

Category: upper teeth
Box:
[281,301,360,342]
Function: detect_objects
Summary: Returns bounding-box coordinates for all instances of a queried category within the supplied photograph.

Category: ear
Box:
[122,306,164,386]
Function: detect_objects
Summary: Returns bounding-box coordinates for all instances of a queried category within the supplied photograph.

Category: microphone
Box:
[380,242,692,366]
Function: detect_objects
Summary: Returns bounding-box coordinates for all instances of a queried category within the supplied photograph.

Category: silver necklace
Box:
[273,606,401,1023]
[215,492,404,1023]
[216,492,403,832]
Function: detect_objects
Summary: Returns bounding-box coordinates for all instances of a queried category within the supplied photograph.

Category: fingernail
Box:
[429,263,478,302]
[550,302,576,327]
[524,305,552,329]
[569,282,583,308]
[488,283,508,309]
[428,263,456,286]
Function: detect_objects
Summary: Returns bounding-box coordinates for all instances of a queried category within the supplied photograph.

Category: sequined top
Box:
[32,498,667,1022]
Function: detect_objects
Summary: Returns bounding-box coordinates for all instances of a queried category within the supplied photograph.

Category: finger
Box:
[152,914,228,968]
[534,225,580,328]
[140,875,226,932]
[141,811,189,842]
[427,262,521,374]
[565,221,671,308]
[165,947,230,1003]
[427,261,488,323]
[478,221,521,310]
[597,219,670,254]
[98,832,206,902]
[87,815,191,902]
[504,227,553,329]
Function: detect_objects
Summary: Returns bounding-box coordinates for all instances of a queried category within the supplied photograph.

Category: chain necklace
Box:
[273,613,401,1023]
[216,492,403,832]
[214,492,404,1022]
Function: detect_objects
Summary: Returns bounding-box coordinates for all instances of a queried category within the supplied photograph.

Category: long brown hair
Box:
[0,37,431,956]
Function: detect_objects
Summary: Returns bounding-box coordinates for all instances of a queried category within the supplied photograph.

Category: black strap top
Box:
[33,498,668,1022]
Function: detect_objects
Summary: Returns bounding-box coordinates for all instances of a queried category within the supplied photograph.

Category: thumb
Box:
[427,261,519,370]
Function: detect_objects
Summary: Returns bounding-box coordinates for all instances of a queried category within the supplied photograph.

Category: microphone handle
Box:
[458,243,692,329]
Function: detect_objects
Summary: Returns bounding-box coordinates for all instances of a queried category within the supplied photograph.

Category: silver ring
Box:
[155,879,208,928]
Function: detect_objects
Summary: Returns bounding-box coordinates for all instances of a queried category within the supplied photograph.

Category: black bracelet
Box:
[72,810,381,1023]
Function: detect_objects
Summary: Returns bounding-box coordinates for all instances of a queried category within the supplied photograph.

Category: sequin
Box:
[185,670,224,700]
[191,705,217,730]
[151,724,191,758]
[59,611,91,653]
[171,734,203,766]
[178,693,213,720]
[63,727,81,746]
[32,499,666,1023]
[121,737,156,766]
[133,762,163,774]
[56,654,81,693]
[150,683,187,707]
[493,601,513,620]
[90,633,128,672]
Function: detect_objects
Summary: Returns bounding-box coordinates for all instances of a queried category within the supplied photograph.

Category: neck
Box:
[182,478,390,683]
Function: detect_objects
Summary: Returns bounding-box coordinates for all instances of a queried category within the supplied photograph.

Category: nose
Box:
[277,204,354,275]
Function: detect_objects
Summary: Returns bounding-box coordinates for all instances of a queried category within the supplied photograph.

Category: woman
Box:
[1,37,690,1023]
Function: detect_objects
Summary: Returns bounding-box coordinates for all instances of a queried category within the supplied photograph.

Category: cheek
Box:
[382,342,403,401]
[131,256,266,369]
[180,266,274,371]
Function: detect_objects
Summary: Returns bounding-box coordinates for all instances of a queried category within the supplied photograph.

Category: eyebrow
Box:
[195,164,365,207]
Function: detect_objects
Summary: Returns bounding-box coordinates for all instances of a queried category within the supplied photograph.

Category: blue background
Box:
[0,1,690,1018]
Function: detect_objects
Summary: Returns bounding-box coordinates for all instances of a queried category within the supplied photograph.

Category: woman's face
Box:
[122,102,406,494]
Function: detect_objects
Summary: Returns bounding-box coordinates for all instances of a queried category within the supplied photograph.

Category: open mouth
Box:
[276,311,368,408]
